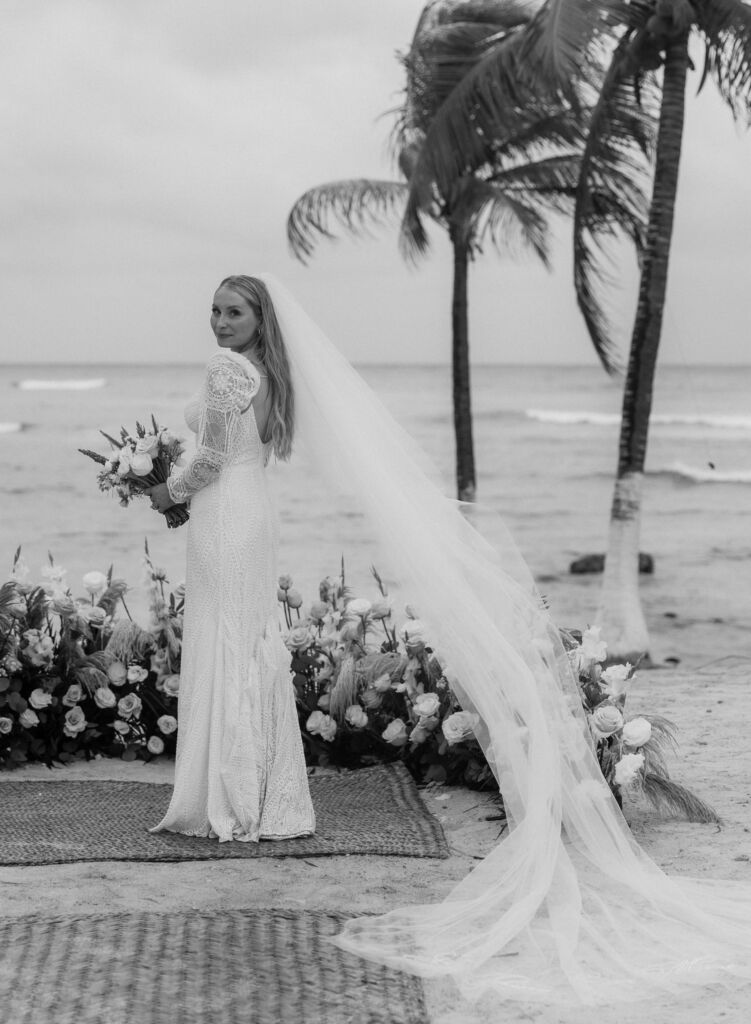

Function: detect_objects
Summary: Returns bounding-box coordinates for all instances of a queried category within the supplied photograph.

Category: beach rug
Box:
[0,909,427,1024]
[0,762,449,865]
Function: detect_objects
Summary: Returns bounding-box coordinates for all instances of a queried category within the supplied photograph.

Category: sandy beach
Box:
[2,662,750,1023]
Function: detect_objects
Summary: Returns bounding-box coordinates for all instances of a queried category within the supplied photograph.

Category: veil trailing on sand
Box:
[260,272,751,1007]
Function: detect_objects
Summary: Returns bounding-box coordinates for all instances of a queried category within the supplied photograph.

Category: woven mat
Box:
[0,762,448,865]
[0,909,427,1024]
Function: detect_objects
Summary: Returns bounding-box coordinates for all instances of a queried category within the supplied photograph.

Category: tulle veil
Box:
[260,272,751,1008]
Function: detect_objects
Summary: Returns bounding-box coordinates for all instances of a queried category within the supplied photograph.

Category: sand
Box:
[1,663,750,1023]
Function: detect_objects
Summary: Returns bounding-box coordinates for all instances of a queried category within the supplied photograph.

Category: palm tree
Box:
[287,0,583,501]
[403,0,751,659]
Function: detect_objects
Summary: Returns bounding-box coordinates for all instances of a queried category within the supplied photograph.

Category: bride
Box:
[149,273,751,1006]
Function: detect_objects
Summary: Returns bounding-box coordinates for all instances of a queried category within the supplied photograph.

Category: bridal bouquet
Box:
[79,416,189,529]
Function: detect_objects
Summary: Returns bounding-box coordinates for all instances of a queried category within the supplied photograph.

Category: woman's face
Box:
[210,286,260,353]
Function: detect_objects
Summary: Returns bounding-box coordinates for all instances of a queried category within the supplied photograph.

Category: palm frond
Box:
[465,183,551,265]
[287,180,409,262]
[488,152,582,207]
[695,0,751,121]
[573,35,659,373]
[642,771,722,824]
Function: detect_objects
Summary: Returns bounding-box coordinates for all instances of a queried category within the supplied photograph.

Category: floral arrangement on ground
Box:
[0,547,718,823]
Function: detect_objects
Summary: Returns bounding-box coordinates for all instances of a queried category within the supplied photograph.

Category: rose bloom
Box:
[28,687,53,711]
[158,674,181,698]
[601,662,634,697]
[63,706,87,737]
[117,693,143,720]
[127,665,149,683]
[135,434,160,456]
[23,633,55,667]
[399,619,427,648]
[622,717,652,748]
[306,710,337,742]
[94,686,117,710]
[614,752,645,789]
[382,718,409,747]
[129,451,154,476]
[62,683,83,707]
[19,708,40,729]
[317,692,331,711]
[344,705,368,729]
[285,625,314,652]
[81,605,107,626]
[442,710,479,746]
[82,571,108,597]
[346,598,372,618]
[113,720,130,735]
[157,714,178,735]
[286,588,303,610]
[0,716,13,735]
[413,692,440,719]
[278,574,293,591]
[147,735,165,755]
[590,704,624,740]
[107,661,128,686]
[308,601,329,624]
[409,722,431,745]
[580,626,608,664]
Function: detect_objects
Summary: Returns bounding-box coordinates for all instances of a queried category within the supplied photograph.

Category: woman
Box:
[151,273,751,1007]
[146,276,315,843]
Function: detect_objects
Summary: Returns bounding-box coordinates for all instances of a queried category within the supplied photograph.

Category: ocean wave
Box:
[0,421,24,434]
[650,462,751,484]
[15,378,107,391]
[526,409,751,430]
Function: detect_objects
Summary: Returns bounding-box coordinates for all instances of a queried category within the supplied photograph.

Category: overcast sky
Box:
[2,0,750,366]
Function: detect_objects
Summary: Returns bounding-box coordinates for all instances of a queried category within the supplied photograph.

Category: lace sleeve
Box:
[167,354,260,504]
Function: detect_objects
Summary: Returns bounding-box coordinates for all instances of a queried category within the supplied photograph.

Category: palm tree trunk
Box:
[450,232,476,501]
[597,31,691,662]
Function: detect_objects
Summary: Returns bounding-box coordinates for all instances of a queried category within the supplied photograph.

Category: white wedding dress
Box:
[151,349,315,842]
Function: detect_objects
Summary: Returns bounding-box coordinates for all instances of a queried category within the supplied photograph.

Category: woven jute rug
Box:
[0,909,428,1024]
[0,762,449,865]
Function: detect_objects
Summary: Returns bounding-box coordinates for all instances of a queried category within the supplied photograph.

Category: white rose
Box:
[441,710,479,746]
[413,692,440,719]
[317,692,330,711]
[622,717,652,748]
[157,714,178,735]
[107,661,128,686]
[147,735,165,755]
[306,710,325,734]
[117,693,143,720]
[28,687,53,710]
[159,674,180,697]
[82,571,108,597]
[113,719,130,735]
[382,718,409,746]
[399,619,427,647]
[135,434,160,455]
[81,605,107,626]
[590,704,624,740]
[19,708,40,729]
[284,625,314,652]
[306,710,337,741]
[346,598,372,618]
[129,451,154,476]
[62,683,83,707]
[0,717,12,735]
[127,665,149,683]
[614,752,645,789]
[344,705,368,728]
[63,706,87,736]
[601,662,634,697]
[94,686,117,709]
[580,626,607,664]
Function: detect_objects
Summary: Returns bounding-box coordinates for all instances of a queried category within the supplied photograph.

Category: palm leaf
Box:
[287,180,409,262]
[573,34,659,372]
[642,771,721,824]
[694,0,751,119]
[460,182,551,264]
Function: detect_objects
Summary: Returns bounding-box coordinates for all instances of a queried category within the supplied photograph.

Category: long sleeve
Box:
[167,353,261,504]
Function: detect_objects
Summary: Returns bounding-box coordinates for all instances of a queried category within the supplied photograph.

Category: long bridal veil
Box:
[260,272,751,1007]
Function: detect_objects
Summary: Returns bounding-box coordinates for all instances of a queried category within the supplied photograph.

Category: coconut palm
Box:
[405,0,751,658]
[287,0,583,501]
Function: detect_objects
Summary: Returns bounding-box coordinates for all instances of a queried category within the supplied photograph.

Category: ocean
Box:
[1,362,749,667]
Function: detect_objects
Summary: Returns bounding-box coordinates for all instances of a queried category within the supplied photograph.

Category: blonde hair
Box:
[218,275,294,461]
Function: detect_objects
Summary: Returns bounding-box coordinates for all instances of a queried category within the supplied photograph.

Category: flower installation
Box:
[0,547,717,821]
[79,416,189,529]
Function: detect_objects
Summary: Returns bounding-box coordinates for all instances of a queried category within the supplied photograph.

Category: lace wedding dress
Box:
[150,349,315,842]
